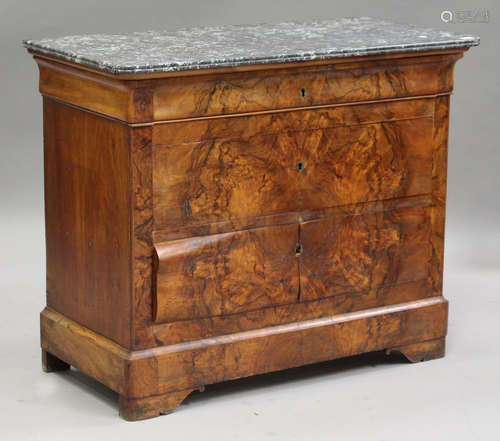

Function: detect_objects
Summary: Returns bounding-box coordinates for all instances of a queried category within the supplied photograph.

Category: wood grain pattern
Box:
[429,95,450,298]
[298,118,433,209]
[152,96,435,144]
[34,52,461,123]
[119,389,197,421]
[386,337,445,363]
[154,224,299,322]
[130,127,155,349]
[40,296,448,419]
[153,129,296,227]
[41,307,128,395]
[43,98,132,347]
[28,45,471,419]
[151,279,431,345]
[153,117,432,229]
[36,58,135,121]
[150,196,435,341]
[152,54,459,121]
[299,205,430,301]
[151,191,431,243]
[154,199,433,328]
[146,298,448,397]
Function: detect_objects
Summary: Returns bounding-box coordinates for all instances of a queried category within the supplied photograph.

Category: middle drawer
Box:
[153,102,433,230]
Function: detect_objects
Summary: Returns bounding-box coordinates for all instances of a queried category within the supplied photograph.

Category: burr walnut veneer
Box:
[28,41,474,420]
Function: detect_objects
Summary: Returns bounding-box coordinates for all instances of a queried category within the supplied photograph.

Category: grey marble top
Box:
[23,17,479,75]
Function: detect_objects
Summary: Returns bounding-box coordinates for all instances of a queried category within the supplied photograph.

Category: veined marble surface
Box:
[23,17,479,74]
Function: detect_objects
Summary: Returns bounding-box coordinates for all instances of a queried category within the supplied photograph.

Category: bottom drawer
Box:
[153,202,431,324]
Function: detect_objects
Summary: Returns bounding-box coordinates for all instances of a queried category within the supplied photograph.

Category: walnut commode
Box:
[24,18,478,420]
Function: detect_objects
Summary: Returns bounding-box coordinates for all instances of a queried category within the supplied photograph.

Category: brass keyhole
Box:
[296,162,304,172]
[300,87,307,98]
[295,244,303,255]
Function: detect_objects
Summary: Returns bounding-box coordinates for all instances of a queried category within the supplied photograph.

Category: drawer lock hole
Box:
[300,87,307,97]
[295,244,303,255]
[296,162,304,172]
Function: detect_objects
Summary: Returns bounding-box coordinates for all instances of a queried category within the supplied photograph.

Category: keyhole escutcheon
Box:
[296,162,304,172]
[295,244,303,255]
[300,87,307,98]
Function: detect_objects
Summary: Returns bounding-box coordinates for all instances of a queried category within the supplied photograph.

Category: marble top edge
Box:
[23,17,479,75]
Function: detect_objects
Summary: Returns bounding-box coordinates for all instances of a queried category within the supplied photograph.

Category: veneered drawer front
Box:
[154,223,299,323]
[297,118,433,209]
[153,117,433,229]
[299,205,430,301]
[152,55,457,120]
[154,131,297,228]
[35,53,459,123]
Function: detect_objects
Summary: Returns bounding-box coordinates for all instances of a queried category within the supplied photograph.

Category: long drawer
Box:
[151,55,454,120]
[153,100,434,230]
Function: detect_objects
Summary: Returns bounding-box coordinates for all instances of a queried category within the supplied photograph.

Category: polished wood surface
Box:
[43,98,132,347]
[130,126,155,348]
[41,296,447,420]
[299,205,430,301]
[155,224,299,322]
[34,51,461,123]
[387,337,445,363]
[152,115,433,229]
[151,54,457,121]
[29,47,468,419]
[430,95,450,298]
[151,96,435,142]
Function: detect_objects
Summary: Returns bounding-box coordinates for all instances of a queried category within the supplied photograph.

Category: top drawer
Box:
[36,52,460,123]
[153,55,455,120]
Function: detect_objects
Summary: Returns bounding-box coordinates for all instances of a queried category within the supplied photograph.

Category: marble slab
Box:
[23,17,479,74]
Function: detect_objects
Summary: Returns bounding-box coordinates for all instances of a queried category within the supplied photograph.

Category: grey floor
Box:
[1,217,499,441]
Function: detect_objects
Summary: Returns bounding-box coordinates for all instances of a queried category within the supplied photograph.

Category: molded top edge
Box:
[23,17,479,75]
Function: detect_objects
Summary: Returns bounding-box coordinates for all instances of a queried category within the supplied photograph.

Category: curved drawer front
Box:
[153,201,431,324]
[35,52,459,123]
[154,223,299,323]
[152,55,456,120]
[153,115,433,229]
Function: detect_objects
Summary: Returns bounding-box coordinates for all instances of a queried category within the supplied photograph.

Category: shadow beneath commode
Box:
[54,349,408,416]
[183,350,407,408]
[56,367,119,412]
